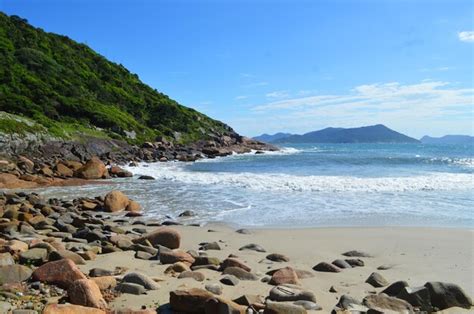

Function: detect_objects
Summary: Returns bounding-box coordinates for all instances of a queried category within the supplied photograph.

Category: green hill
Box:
[0,13,233,144]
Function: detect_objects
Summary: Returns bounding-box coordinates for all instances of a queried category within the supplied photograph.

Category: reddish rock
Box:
[133,227,181,249]
[91,276,117,291]
[269,267,300,285]
[160,250,195,265]
[0,173,37,189]
[221,258,251,272]
[76,157,107,179]
[109,166,133,178]
[104,190,129,212]
[170,288,214,312]
[42,304,106,314]
[68,279,107,309]
[40,166,54,177]
[32,259,86,288]
[63,160,84,171]
[18,156,34,172]
[126,200,141,212]
[55,163,74,177]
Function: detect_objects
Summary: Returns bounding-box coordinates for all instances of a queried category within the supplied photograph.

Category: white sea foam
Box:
[125,162,474,193]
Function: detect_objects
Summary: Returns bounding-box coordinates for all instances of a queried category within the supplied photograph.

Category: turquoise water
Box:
[40,143,474,228]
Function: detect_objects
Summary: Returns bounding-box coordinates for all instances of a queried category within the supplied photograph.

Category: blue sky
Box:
[1,0,473,138]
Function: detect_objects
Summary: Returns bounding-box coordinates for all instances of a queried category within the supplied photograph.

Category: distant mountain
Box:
[253,132,293,142]
[271,125,419,144]
[420,135,474,145]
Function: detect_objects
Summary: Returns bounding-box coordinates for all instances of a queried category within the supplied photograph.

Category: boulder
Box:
[268,284,316,302]
[178,271,205,282]
[19,248,48,266]
[205,283,223,295]
[42,304,106,314]
[91,276,117,291]
[164,262,191,275]
[75,157,107,179]
[55,163,74,177]
[117,282,146,295]
[122,272,160,290]
[169,288,214,312]
[266,253,290,262]
[204,297,246,314]
[341,250,373,257]
[332,259,352,269]
[104,190,129,212]
[424,281,473,310]
[49,250,86,265]
[68,279,107,309]
[0,264,33,284]
[269,266,299,285]
[0,252,15,266]
[223,267,258,281]
[365,272,389,288]
[32,259,86,288]
[221,258,251,272]
[363,293,414,313]
[312,262,341,273]
[133,227,181,249]
[220,274,239,286]
[265,300,307,314]
[126,200,141,212]
[160,250,195,265]
[396,286,432,311]
[239,243,266,252]
[382,281,409,296]
[109,166,133,178]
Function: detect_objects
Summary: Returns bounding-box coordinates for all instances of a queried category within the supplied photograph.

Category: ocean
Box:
[38,143,474,228]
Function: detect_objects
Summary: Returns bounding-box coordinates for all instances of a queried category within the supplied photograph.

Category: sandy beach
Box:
[78,223,474,313]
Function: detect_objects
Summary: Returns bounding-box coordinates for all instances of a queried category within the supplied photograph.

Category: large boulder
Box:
[75,157,107,179]
[133,227,181,249]
[160,250,195,265]
[269,267,299,285]
[104,190,129,212]
[424,281,472,310]
[42,304,106,314]
[169,288,214,312]
[109,165,133,178]
[0,264,33,284]
[32,259,86,288]
[68,279,107,309]
[268,284,316,302]
[55,163,74,177]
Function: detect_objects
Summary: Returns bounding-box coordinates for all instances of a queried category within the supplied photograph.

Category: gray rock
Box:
[117,282,146,295]
[266,300,307,314]
[233,295,264,306]
[332,259,352,269]
[363,293,414,313]
[294,300,322,311]
[266,253,290,262]
[89,268,114,277]
[377,263,396,270]
[268,284,316,302]
[205,283,223,295]
[312,262,341,273]
[19,248,48,266]
[424,281,473,310]
[0,264,33,284]
[223,267,258,281]
[345,258,364,267]
[122,272,159,290]
[342,250,373,257]
[200,242,221,251]
[0,252,15,266]
[382,280,409,296]
[239,243,266,252]
[397,286,432,312]
[178,271,205,282]
[220,275,239,286]
[235,229,251,234]
[178,210,195,217]
[366,272,389,288]
[135,251,153,260]
[335,294,368,312]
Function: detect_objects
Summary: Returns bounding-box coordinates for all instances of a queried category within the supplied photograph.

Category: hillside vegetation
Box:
[0,13,232,144]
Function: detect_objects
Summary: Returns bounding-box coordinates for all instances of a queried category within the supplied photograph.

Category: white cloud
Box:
[265,90,290,99]
[243,81,269,88]
[458,31,474,42]
[244,81,474,137]
[235,95,249,100]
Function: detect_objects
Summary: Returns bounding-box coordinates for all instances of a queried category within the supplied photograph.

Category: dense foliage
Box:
[0,13,232,143]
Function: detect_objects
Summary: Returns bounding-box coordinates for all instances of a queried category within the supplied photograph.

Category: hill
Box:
[253,132,293,142]
[420,135,474,145]
[272,125,419,143]
[0,13,234,144]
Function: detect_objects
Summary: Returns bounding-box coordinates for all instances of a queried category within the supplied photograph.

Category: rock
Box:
[68,279,107,309]
[205,283,223,295]
[396,286,432,311]
[312,262,341,273]
[91,276,117,291]
[55,163,74,177]
[332,259,352,269]
[109,166,133,178]
[223,267,258,281]
[200,242,221,250]
[266,253,290,262]
[329,286,337,293]
[117,282,146,295]
[19,248,48,266]
[424,281,473,310]
[269,266,299,285]
[382,281,409,296]
[265,300,307,313]
[344,258,364,267]
[0,252,15,266]
[193,256,221,266]
[204,297,246,314]
[89,268,114,277]
[268,284,316,302]
[104,190,129,212]
[18,156,34,172]
[377,263,396,270]
[178,210,195,217]
[363,293,414,313]
[42,304,106,314]
[178,271,205,282]
[135,251,153,260]
[169,288,214,313]
[164,262,190,275]
[0,264,33,284]
[335,294,368,312]
[239,243,266,252]
[32,259,86,288]
[134,227,181,249]
[293,300,321,311]
[138,175,155,180]
[295,269,315,279]
[235,229,251,234]
[122,272,160,290]
[221,258,251,272]
[342,250,373,257]
[220,274,239,286]
[233,294,264,307]
[126,200,141,212]
[49,250,86,265]
[365,272,389,288]
[160,249,195,265]
[76,157,107,179]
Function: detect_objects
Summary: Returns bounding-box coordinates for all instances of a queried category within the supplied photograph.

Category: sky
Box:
[1,0,473,138]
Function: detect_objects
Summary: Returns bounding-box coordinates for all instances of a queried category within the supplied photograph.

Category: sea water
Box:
[38,143,474,228]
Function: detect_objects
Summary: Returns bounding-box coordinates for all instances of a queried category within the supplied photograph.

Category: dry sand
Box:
[78,224,474,313]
